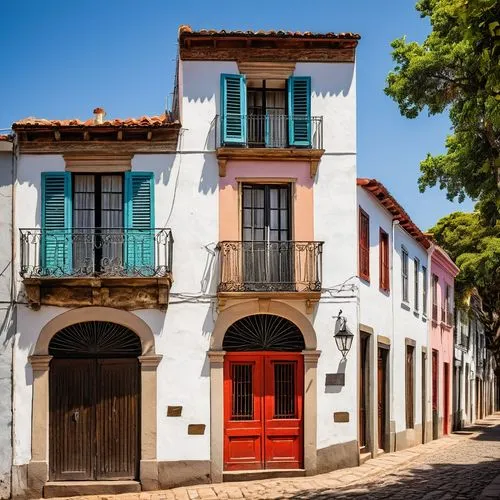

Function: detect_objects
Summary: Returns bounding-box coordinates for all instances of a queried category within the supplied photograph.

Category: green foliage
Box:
[385,0,500,223]
[429,211,500,355]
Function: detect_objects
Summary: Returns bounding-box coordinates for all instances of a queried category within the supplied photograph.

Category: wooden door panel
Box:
[50,359,95,481]
[96,359,139,480]
[224,355,263,470]
[377,348,387,450]
[264,356,303,469]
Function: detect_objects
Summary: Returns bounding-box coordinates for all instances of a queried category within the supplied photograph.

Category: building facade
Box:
[10,27,364,498]
[0,135,14,500]
[429,246,459,439]
[356,178,432,459]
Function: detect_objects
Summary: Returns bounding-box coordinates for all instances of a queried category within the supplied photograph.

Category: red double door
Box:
[224,352,304,471]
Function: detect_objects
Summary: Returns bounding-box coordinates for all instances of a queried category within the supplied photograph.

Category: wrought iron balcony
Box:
[215,114,323,149]
[20,228,173,279]
[217,240,323,293]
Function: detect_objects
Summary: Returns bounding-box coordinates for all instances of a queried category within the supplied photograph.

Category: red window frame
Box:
[359,208,370,282]
[379,228,389,291]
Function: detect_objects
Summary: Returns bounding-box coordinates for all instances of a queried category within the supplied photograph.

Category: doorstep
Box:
[43,480,141,498]
[223,469,305,482]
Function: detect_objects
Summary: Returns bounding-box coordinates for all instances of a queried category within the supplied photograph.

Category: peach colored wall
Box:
[219,161,314,241]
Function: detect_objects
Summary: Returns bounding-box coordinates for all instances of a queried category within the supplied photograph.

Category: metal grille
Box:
[223,315,305,352]
[273,362,296,418]
[231,364,253,420]
[49,321,142,358]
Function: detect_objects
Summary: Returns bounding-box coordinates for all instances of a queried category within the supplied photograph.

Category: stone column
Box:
[138,354,162,490]
[302,350,321,476]
[208,350,226,483]
[27,355,52,498]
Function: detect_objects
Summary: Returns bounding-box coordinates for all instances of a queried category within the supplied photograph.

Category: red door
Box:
[224,352,303,471]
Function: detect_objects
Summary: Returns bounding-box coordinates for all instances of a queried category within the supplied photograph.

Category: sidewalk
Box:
[40,414,500,500]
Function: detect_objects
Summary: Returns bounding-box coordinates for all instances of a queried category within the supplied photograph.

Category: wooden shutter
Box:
[379,229,389,291]
[41,172,72,274]
[124,172,154,273]
[221,74,247,145]
[359,209,370,281]
[406,345,414,429]
[288,76,311,146]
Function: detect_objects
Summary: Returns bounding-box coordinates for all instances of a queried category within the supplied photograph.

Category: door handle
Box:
[72,410,80,423]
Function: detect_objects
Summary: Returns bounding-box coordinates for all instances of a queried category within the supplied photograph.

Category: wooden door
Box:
[264,354,303,469]
[432,350,439,439]
[224,352,303,471]
[50,359,95,480]
[359,335,368,450]
[443,363,450,434]
[377,348,387,450]
[50,358,139,481]
[421,352,427,443]
[96,359,139,480]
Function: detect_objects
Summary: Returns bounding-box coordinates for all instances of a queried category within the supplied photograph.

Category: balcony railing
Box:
[217,240,323,293]
[20,228,173,278]
[215,114,323,149]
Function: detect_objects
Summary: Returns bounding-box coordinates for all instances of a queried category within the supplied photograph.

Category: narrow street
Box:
[44,413,500,500]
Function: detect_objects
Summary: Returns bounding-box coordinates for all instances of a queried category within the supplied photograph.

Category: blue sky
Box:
[0,0,473,230]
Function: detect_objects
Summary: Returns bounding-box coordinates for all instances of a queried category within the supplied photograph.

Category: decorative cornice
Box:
[28,355,53,371]
[138,354,163,368]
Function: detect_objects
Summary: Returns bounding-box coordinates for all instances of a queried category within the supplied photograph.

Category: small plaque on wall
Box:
[188,424,206,435]
[167,406,183,417]
[325,373,345,386]
[334,412,350,423]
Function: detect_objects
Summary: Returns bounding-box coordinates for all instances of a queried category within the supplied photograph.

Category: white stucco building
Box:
[9,27,363,498]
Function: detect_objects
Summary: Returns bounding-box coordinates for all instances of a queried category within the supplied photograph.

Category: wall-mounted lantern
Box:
[333,310,354,360]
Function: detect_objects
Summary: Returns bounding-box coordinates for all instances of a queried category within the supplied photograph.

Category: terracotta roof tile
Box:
[178,24,361,40]
[13,113,178,129]
[357,178,431,249]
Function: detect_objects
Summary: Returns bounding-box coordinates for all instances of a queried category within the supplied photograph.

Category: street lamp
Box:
[333,310,354,360]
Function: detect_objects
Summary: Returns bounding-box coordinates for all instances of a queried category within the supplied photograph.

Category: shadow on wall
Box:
[288,459,500,499]
[309,63,355,99]
[198,153,218,195]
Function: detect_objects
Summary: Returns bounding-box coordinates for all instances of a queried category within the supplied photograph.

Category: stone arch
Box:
[210,300,317,351]
[34,306,155,356]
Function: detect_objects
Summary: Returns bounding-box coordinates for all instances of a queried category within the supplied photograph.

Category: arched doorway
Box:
[223,314,305,471]
[48,321,141,481]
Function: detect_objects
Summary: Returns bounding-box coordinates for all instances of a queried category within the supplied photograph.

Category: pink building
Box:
[430,246,459,438]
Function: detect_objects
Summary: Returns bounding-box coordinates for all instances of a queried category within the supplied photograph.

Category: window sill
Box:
[413,310,420,318]
[401,301,411,311]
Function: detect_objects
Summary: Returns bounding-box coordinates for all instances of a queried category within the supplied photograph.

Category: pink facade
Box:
[430,246,459,436]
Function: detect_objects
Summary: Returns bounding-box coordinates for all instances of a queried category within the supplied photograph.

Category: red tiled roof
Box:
[179,24,361,40]
[357,178,431,249]
[13,114,178,129]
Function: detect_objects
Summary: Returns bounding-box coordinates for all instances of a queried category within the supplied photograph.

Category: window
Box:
[422,266,428,316]
[401,246,409,302]
[220,74,312,147]
[445,284,453,325]
[379,229,389,291]
[359,209,370,281]
[432,274,439,321]
[414,258,420,311]
[406,344,415,429]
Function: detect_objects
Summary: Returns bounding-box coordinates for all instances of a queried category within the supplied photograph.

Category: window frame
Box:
[422,266,428,317]
[432,274,439,321]
[405,342,415,429]
[358,208,370,282]
[401,246,409,303]
[413,257,420,311]
[379,228,390,292]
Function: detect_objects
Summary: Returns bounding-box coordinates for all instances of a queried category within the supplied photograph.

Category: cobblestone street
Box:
[42,412,500,500]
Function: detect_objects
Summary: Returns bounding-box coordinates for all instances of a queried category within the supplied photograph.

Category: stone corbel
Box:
[218,158,228,177]
[24,280,41,310]
[310,158,320,178]
[305,297,319,314]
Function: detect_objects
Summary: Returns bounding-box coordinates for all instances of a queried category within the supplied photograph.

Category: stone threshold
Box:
[43,480,140,498]
[223,469,305,482]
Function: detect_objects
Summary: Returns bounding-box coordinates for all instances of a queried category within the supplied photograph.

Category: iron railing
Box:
[20,228,173,278]
[215,114,323,149]
[217,240,323,293]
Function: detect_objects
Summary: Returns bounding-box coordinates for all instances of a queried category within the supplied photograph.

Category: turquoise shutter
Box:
[124,172,155,274]
[221,74,247,145]
[41,172,72,275]
[288,76,311,147]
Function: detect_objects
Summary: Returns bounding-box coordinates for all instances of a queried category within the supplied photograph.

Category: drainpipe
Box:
[390,219,399,452]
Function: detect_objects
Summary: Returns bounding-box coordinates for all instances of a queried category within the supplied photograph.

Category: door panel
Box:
[224,356,264,470]
[50,359,95,480]
[377,348,387,450]
[264,356,303,469]
[96,359,139,480]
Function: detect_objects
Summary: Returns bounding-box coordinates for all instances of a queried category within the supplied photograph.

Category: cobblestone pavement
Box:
[44,413,500,500]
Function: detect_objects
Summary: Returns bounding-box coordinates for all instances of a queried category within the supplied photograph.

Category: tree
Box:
[385,0,500,224]
[429,211,500,368]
